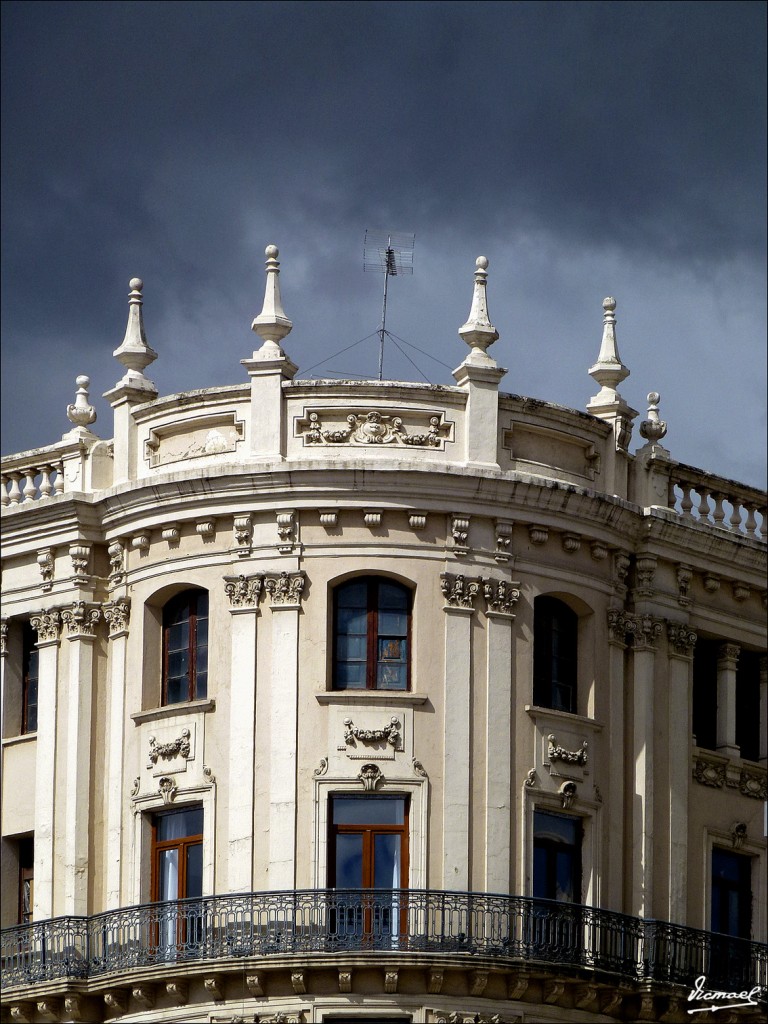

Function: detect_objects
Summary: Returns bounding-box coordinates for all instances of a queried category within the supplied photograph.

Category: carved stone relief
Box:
[667,620,697,657]
[296,407,454,448]
[358,763,384,791]
[148,724,194,776]
[264,571,305,607]
[440,572,480,610]
[103,598,131,637]
[37,549,54,591]
[482,578,520,615]
[224,573,264,608]
[108,540,125,583]
[69,542,91,582]
[30,610,61,644]
[61,601,101,637]
[145,412,244,468]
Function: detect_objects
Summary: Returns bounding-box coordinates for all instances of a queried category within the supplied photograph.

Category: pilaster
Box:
[483,580,519,892]
[224,574,264,892]
[716,643,740,758]
[29,610,62,919]
[666,620,696,923]
[60,601,101,916]
[605,608,631,910]
[440,572,480,890]
[760,655,767,766]
[264,571,305,889]
[103,599,130,908]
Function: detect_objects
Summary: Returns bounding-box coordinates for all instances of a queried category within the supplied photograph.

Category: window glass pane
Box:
[157,807,203,841]
[335,833,364,887]
[378,611,407,636]
[534,811,579,845]
[26,676,38,733]
[186,843,203,899]
[379,583,408,610]
[168,649,189,679]
[165,675,188,704]
[195,670,207,700]
[335,664,367,689]
[168,620,189,651]
[337,607,367,634]
[195,591,209,616]
[196,615,208,646]
[338,582,368,608]
[333,797,405,825]
[374,834,401,888]
[377,660,407,690]
[336,635,367,662]
[158,848,179,901]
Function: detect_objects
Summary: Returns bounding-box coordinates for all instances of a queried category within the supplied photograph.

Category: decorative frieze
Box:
[69,542,91,581]
[666,620,697,657]
[144,413,244,468]
[233,514,252,551]
[264,571,305,607]
[30,610,61,644]
[740,770,766,800]
[450,514,470,553]
[108,540,125,583]
[634,554,657,597]
[482,578,520,615]
[103,598,131,637]
[358,763,384,791]
[494,519,513,561]
[676,564,693,607]
[440,572,481,610]
[297,407,453,448]
[548,734,588,766]
[343,716,402,750]
[693,757,726,789]
[224,573,265,608]
[409,511,427,530]
[60,601,101,637]
[37,548,55,591]
[276,510,295,552]
[561,532,581,554]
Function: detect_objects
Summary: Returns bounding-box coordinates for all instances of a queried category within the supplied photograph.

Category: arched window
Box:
[162,589,209,705]
[333,577,411,690]
[533,596,578,714]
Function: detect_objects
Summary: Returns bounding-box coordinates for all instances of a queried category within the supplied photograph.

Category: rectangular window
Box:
[151,807,204,950]
[711,847,751,938]
[18,836,34,924]
[533,810,581,903]
[333,578,411,691]
[692,638,718,750]
[21,623,39,734]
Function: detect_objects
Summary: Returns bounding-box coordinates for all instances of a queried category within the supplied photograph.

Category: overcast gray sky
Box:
[2,1,765,486]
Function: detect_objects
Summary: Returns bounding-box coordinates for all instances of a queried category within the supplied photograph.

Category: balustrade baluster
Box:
[679,483,694,519]
[696,488,711,524]
[38,465,53,499]
[712,493,726,527]
[0,475,7,507]
[757,507,767,542]
[22,471,37,502]
[744,505,758,538]
[8,473,22,505]
[53,462,64,496]
[728,497,743,532]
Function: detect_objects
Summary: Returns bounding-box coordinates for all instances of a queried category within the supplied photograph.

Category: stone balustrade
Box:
[1,457,64,506]
[668,463,766,541]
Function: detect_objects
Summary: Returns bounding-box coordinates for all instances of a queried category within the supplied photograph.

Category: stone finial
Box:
[251,244,293,356]
[458,256,499,364]
[588,297,630,402]
[639,391,668,444]
[65,376,97,433]
[112,278,158,385]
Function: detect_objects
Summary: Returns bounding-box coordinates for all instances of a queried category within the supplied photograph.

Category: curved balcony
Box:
[2,890,766,999]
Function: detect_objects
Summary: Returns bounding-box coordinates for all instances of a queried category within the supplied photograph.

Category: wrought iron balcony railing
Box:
[2,889,766,995]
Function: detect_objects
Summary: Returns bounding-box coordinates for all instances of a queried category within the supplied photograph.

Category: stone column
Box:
[440,573,480,891]
[224,574,264,892]
[483,581,519,893]
[60,601,101,916]
[29,610,62,919]
[716,643,740,758]
[630,614,662,918]
[759,655,767,766]
[103,599,130,909]
[264,571,305,890]
[666,621,697,923]
[0,618,8,741]
[605,608,631,911]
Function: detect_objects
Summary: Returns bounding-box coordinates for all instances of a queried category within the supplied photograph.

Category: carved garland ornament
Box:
[149,728,191,765]
[548,734,588,766]
[301,408,451,448]
[344,716,402,749]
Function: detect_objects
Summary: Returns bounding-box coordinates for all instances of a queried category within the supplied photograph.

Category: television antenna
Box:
[363,230,415,380]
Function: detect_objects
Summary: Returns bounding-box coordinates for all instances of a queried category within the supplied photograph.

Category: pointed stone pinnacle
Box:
[588,296,629,402]
[458,255,499,364]
[251,244,293,357]
[112,278,158,385]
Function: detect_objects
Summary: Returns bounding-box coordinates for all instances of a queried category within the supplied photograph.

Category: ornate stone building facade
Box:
[1,247,766,1022]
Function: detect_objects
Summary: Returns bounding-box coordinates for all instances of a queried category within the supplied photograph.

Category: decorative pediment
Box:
[295,407,454,449]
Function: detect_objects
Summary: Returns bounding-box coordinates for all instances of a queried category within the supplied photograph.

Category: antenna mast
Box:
[364,230,415,380]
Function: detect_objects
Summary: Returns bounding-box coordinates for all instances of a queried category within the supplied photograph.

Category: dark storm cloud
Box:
[1,1,765,484]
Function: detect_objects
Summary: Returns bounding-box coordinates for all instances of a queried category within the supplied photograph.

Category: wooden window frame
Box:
[333,577,412,691]
[18,836,34,925]
[533,810,582,903]
[161,589,208,706]
[21,622,39,734]
[533,596,578,714]
[328,798,410,890]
